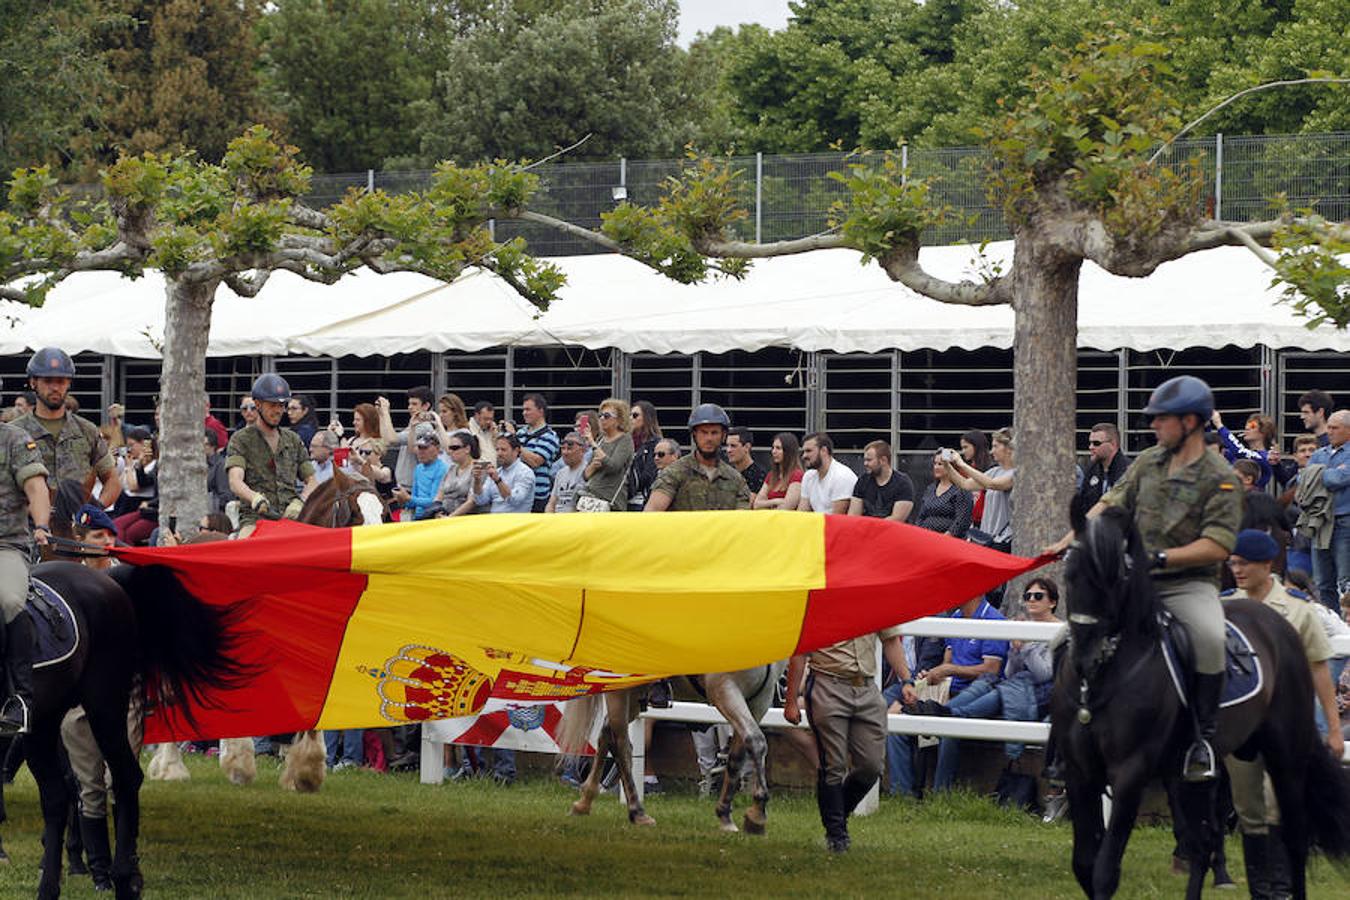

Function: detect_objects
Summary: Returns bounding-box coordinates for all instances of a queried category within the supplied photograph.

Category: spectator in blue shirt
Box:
[1305,410,1350,609]
[889,594,1007,796]
[505,393,559,512]
[395,432,449,520]
[474,434,535,514]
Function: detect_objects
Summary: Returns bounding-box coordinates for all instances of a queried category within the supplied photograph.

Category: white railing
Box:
[421,618,1350,790]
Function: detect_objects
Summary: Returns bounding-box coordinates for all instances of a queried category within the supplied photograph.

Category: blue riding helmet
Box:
[1142,375,1214,420]
[26,346,76,379]
[250,373,292,404]
[687,403,731,430]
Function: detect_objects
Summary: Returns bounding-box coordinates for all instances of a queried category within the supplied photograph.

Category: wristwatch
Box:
[1151,550,1168,570]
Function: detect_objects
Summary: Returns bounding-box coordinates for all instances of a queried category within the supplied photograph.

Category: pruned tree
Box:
[1,126,566,533]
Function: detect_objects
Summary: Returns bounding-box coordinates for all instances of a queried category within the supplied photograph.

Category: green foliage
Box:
[259,0,450,173]
[0,1,123,176]
[982,27,1203,239]
[94,1,277,166]
[408,0,707,166]
[827,152,953,261]
[600,157,752,283]
[1272,213,1350,327]
[221,126,312,201]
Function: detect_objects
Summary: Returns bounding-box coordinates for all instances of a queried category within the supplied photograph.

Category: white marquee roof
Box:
[3,241,1345,359]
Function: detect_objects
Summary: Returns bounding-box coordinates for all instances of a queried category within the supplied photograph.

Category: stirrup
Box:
[0,696,29,736]
[1182,738,1217,782]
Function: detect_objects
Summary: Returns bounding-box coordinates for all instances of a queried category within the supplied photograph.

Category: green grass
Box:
[1,754,1345,898]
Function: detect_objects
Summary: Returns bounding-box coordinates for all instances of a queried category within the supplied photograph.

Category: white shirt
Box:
[801,459,858,513]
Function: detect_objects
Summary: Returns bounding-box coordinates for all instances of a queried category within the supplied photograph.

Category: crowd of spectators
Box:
[14,381,1349,795]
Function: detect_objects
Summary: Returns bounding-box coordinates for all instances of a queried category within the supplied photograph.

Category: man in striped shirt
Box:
[506,393,560,513]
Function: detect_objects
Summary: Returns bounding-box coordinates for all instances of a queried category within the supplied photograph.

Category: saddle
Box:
[26,578,80,668]
[1159,611,1262,710]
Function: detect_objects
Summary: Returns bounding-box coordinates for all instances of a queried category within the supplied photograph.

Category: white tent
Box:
[5,241,1345,358]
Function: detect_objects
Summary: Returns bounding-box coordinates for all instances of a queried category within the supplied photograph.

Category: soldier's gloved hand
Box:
[283,498,304,520]
[250,494,270,515]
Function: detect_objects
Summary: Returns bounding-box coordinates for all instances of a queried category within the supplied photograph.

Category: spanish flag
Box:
[114,512,1048,741]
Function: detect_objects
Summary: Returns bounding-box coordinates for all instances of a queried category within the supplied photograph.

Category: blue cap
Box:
[75,503,117,534]
[1232,529,1279,562]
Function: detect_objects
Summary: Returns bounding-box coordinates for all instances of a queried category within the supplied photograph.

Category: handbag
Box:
[575,457,631,513]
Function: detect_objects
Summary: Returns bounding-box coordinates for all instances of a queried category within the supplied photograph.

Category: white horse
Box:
[558,663,785,833]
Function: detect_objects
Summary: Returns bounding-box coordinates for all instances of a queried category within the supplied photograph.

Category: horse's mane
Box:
[1071,504,1160,640]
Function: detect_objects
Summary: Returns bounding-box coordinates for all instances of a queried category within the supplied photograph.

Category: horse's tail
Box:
[112,564,256,731]
[557,694,603,758]
[1305,743,1350,862]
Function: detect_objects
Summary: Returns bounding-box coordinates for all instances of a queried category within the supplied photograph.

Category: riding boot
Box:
[1266,827,1293,900]
[80,815,114,892]
[1241,832,1273,900]
[816,775,849,852]
[841,771,877,816]
[0,611,35,735]
[1182,672,1224,782]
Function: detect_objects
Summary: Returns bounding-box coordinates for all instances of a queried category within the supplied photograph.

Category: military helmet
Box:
[250,373,292,404]
[26,346,76,379]
[1143,375,1214,420]
[687,403,731,430]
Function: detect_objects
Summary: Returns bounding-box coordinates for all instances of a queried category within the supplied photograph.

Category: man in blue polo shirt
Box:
[889,594,1007,796]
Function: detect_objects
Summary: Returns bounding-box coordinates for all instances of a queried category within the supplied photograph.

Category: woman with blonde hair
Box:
[438,393,470,431]
[578,398,634,511]
[755,432,804,510]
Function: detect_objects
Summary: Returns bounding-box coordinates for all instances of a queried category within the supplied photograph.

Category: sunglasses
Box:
[1023,590,1049,601]
[631,411,641,418]
[654,451,670,458]
[1087,440,1105,447]
[598,411,616,420]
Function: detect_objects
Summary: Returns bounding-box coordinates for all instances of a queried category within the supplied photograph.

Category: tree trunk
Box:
[158,277,217,537]
[1008,232,1082,587]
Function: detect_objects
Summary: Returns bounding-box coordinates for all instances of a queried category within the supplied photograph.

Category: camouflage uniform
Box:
[226,424,315,529]
[11,411,112,490]
[1101,444,1242,672]
[0,424,48,622]
[648,454,752,511]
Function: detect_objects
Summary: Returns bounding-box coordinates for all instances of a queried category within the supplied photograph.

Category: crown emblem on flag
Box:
[361,645,493,723]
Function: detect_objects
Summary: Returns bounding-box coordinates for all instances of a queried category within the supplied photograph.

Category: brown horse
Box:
[223,468,388,792]
[558,664,785,834]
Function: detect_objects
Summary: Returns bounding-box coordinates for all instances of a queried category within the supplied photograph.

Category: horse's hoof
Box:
[718,819,739,834]
[742,814,766,835]
[114,870,145,899]
[569,801,591,816]
[632,813,656,827]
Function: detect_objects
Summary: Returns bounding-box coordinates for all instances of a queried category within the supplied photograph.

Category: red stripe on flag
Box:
[793,516,1051,655]
[115,521,367,741]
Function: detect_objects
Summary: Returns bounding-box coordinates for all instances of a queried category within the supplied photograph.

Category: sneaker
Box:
[559,772,582,789]
[643,778,663,796]
[491,771,515,787]
[332,760,356,772]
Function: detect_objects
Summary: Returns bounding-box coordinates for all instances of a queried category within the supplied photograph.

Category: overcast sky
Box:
[676,0,791,45]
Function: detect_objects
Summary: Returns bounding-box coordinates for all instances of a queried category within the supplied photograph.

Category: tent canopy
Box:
[3,241,1340,359]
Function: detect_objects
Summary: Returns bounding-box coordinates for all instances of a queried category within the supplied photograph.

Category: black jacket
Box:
[1077,451,1130,509]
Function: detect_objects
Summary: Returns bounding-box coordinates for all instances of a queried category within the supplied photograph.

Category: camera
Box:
[940,447,957,462]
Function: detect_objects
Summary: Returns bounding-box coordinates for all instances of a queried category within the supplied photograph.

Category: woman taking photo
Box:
[436,432,481,517]
[627,400,663,512]
[578,398,634,511]
[755,432,804,510]
[347,402,393,495]
[945,427,1015,554]
[914,451,974,538]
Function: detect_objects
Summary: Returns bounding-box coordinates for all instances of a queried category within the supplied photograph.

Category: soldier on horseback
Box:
[11,346,120,539]
[1049,375,1242,781]
[226,373,316,537]
[0,385,54,735]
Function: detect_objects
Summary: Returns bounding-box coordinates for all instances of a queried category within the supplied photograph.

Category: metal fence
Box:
[308,132,1350,257]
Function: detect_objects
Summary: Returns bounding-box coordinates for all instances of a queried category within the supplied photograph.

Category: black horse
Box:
[0,560,248,899]
[1054,504,1350,899]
